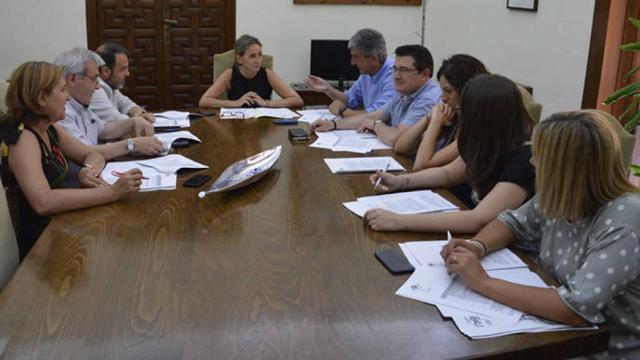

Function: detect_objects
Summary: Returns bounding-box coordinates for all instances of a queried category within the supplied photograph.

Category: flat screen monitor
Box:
[310,40,359,86]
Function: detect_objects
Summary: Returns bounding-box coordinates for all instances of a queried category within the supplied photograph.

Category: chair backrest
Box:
[518,85,542,124]
[0,177,19,289]
[0,81,9,114]
[212,50,273,100]
[592,110,636,169]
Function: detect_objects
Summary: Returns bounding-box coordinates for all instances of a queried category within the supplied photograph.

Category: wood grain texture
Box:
[0,114,608,359]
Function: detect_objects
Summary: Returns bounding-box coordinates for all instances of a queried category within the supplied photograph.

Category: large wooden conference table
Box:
[0,114,608,359]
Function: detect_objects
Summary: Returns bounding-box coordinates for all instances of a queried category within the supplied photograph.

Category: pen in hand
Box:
[111,170,149,180]
[446,230,455,276]
[373,160,391,190]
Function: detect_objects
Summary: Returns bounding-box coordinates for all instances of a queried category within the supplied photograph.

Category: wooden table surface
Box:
[0,114,608,359]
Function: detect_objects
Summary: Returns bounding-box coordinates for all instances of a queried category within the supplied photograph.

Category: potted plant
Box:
[604,17,640,181]
[604,17,640,131]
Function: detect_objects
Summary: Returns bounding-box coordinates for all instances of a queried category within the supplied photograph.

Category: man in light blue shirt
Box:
[312,45,441,147]
[306,29,395,117]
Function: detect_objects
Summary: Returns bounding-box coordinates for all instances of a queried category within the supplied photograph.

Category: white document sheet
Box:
[323,156,405,174]
[310,130,392,153]
[396,267,532,324]
[443,306,596,339]
[100,155,207,192]
[399,241,528,271]
[220,107,299,119]
[413,268,597,339]
[102,154,207,175]
[154,111,191,128]
[155,110,189,119]
[343,190,459,217]
[101,162,177,192]
[154,131,202,154]
[296,109,337,123]
[134,154,208,174]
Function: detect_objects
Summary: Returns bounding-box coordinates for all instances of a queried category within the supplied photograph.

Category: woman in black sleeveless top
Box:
[199,35,303,109]
[0,62,143,260]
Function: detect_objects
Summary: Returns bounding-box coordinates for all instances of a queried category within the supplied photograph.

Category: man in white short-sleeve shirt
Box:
[54,47,163,161]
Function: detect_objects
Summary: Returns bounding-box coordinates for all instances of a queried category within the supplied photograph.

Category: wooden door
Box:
[86,0,235,110]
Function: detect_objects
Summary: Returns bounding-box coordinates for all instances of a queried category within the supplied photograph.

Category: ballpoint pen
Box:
[373,160,391,190]
[446,230,455,276]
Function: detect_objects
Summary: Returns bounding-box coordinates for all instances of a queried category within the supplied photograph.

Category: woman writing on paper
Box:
[0,62,142,260]
[199,35,303,109]
[441,110,640,359]
[365,74,535,234]
[394,54,488,171]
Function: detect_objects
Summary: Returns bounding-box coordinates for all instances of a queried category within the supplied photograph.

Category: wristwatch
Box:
[126,138,136,155]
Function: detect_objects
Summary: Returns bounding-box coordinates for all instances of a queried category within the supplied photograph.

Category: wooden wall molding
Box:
[293,0,421,5]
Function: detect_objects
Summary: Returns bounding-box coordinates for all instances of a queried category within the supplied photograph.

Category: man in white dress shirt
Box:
[54,47,163,161]
[90,42,155,124]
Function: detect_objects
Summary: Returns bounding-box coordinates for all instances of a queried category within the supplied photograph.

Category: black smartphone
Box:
[155,126,181,132]
[375,249,415,275]
[288,127,309,141]
[183,173,212,187]
[273,118,298,125]
[172,139,191,147]
[190,111,216,117]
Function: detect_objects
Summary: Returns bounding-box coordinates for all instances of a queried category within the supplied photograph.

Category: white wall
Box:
[424,0,595,118]
[1,0,595,118]
[237,0,595,118]
[236,0,423,84]
[0,0,87,81]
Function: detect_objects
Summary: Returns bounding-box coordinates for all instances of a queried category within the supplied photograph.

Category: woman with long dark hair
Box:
[364,74,535,233]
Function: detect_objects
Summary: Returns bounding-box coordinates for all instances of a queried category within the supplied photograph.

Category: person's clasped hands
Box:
[440,238,490,288]
[236,91,268,107]
[78,166,107,188]
[431,103,456,127]
[78,167,144,198]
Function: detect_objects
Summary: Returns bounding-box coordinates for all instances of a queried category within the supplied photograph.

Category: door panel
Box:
[87,0,235,110]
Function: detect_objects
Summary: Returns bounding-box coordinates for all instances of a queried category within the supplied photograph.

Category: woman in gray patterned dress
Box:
[441,110,640,359]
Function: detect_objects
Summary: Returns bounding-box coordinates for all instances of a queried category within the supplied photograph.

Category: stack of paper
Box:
[101,154,208,192]
[343,190,459,217]
[220,107,299,119]
[324,156,405,174]
[395,241,596,338]
[154,131,202,155]
[154,111,190,128]
[310,130,391,153]
[296,109,337,123]
[399,240,527,270]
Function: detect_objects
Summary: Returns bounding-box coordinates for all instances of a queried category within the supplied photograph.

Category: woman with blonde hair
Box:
[0,61,142,259]
[199,34,303,108]
[442,110,640,359]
